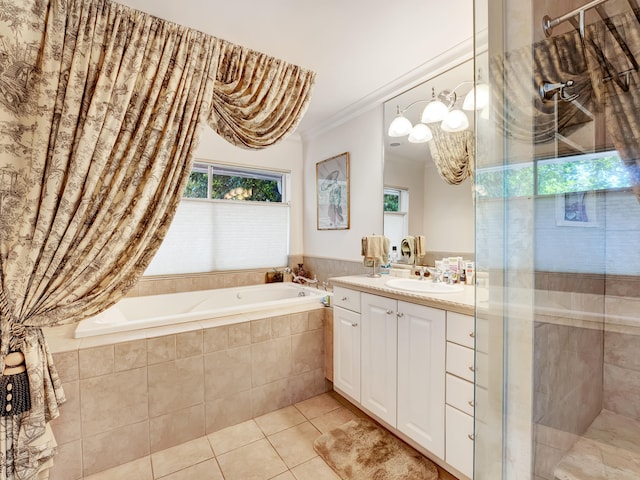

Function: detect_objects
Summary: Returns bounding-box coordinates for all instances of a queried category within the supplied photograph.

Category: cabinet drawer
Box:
[446,373,474,416]
[447,312,474,348]
[446,342,474,382]
[333,286,361,313]
[445,405,474,478]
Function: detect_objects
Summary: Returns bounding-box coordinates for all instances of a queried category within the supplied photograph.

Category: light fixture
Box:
[408,123,433,143]
[421,88,456,123]
[441,108,470,132]
[388,105,413,137]
[463,83,489,111]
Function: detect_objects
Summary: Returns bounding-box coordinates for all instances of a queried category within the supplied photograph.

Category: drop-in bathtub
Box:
[74,282,329,338]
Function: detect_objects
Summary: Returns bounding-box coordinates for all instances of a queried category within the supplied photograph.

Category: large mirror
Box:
[383,59,475,261]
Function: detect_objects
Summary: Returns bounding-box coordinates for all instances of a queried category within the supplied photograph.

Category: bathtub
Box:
[74,282,329,338]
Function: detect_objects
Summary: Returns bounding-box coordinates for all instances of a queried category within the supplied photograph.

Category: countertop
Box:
[329,275,475,316]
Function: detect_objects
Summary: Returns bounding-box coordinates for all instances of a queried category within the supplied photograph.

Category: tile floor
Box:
[82,391,459,480]
[84,392,363,480]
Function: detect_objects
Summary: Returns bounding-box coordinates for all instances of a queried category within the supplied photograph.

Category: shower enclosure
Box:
[474,0,640,478]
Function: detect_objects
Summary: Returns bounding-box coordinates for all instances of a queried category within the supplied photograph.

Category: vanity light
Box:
[441,108,469,132]
[421,88,455,124]
[408,123,433,143]
[462,83,489,111]
[388,106,413,137]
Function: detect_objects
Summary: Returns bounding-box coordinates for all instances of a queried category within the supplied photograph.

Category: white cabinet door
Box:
[360,293,398,426]
[446,405,474,478]
[333,307,361,402]
[397,301,445,458]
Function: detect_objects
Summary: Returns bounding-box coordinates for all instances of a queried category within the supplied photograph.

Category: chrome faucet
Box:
[284,267,318,286]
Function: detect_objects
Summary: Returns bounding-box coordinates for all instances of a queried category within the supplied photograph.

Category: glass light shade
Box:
[441,109,469,132]
[421,100,449,123]
[388,114,413,137]
[463,83,489,111]
[408,123,433,143]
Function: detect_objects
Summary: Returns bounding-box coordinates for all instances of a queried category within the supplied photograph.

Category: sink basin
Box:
[385,278,464,294]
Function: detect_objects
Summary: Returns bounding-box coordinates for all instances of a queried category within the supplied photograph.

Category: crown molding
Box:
[299,36,474,142]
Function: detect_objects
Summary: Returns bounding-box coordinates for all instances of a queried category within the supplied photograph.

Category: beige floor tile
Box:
[294,393,341,419]
[217,438,288,480]
[271,472,296,480]
[151,437,214,478]
[155,459,223,480]
[290,457,340,480]
[255,405,307,436]
[207,419,265,455]
[84,457,153,480]
[268,422,321,468]
[309,406,358,434]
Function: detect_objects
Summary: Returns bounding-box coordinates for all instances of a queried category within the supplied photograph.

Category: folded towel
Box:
[362,235,390,267]
[415,235,426,258]
[400,236,416,265]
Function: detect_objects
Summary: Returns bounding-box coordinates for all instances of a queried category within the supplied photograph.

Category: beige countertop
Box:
[329,275,475,316]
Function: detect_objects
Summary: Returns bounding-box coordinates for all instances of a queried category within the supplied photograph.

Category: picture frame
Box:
[555,191,597,227]
[316,152,350,230]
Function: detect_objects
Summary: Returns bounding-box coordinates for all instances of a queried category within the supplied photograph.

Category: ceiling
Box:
[117,0,474,138]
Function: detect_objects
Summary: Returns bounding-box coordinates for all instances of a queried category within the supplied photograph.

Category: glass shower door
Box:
[474,0,640,478]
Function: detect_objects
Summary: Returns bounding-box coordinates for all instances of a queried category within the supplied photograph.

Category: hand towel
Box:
[415,235,426,258]
[362,235,390,267]
[400,236,416,265]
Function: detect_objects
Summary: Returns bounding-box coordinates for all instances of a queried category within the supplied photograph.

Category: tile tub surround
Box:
[47,307,327,478]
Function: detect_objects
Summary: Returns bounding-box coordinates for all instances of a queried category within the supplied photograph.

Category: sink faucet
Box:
[418,266,426,281]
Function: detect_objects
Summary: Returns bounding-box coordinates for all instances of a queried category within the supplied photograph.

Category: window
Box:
[475,150,632,198]
[145,162,290,275]
[383,187,409,252]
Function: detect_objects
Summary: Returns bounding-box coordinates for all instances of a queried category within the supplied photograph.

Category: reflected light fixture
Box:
[441,108,469,132]
[422,88,456,123]
[408,123,433,143]
[388,105,413,137]
[463,83,489,111]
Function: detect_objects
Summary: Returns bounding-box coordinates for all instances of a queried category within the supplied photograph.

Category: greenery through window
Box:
[184,163,285,202]
[384,188,402,212]
[475,151,632,198]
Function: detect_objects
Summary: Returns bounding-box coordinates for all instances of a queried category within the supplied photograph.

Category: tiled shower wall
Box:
[603,276,640,420]
[532,272,640,480]
[48,307,327,479]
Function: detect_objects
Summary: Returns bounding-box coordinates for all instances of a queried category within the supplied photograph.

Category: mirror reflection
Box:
[383,59,476,263]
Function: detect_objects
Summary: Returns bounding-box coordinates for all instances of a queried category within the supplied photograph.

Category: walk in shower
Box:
[474,0,640,478]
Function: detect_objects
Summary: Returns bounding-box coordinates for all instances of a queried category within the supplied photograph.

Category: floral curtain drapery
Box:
[428,123,475,185]
[0,0,315,478]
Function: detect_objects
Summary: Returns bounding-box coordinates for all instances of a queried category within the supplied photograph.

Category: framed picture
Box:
[555,191,597,227]
[316,152,350,230]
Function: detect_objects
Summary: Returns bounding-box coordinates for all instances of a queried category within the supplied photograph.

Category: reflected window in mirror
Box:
[383,186,409,255]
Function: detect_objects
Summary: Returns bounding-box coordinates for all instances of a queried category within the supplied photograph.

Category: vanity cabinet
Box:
[360,293,397,426]
[445,311,475,478]
[333,287,361,401]
[397,301,445,458]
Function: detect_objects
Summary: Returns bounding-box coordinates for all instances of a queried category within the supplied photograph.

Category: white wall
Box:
[384,153,426,237]
[424,161,475,253]
[194,126,305,256]
[303,107,384,262]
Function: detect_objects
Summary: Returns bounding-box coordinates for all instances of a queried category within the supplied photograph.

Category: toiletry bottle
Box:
[391,246,398,263]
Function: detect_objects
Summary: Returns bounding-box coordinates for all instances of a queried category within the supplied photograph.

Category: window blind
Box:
[145,199,289,275]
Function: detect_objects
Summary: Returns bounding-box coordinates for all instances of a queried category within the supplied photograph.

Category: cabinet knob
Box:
[397,312,404,318]
[386,309,394,315]
[341,297,348,301]
[469,331,475,338]
[468,366,475,372]
[351,322,358,327]
[468,434,475,441]
[468,400,475,407]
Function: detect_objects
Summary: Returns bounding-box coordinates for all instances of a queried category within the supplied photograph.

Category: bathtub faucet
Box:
[284,267,318,286]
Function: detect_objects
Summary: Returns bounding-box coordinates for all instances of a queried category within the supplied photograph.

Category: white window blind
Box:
[145,199,290,275]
